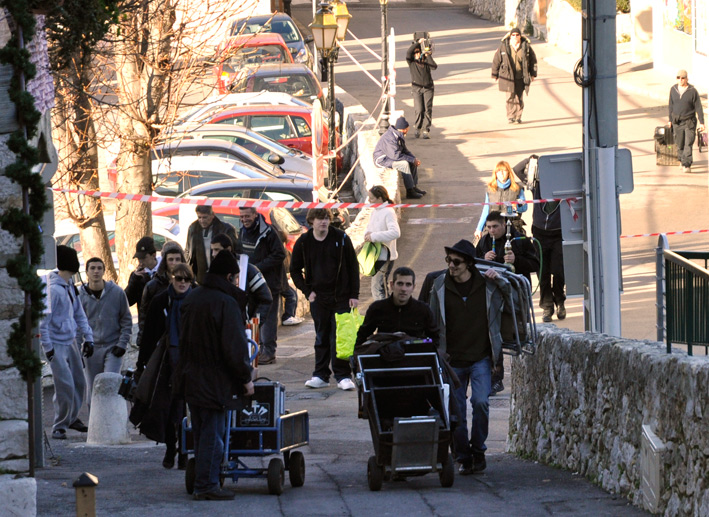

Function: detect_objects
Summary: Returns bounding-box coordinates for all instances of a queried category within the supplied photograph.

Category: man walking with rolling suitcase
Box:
[668,69,705,173]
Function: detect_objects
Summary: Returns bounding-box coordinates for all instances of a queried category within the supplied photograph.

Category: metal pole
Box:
[378,1,390,134]
[327,49,337,189]
[582,0,621,335]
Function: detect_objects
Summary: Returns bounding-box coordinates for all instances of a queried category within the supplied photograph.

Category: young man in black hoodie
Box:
[406,36,438,139]
[290,208,359,391]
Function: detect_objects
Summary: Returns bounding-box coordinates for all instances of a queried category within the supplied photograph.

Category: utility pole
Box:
[582,0,621,335]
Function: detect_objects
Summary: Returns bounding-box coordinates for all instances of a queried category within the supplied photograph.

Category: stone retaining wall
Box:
[508,326,709,515]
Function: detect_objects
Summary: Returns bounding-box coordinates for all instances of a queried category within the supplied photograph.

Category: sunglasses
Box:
[677,76,686,79]
[174,276,191,283]
[445,256,466,267]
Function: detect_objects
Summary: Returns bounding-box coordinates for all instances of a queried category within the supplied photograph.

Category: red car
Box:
[215,34,293,94]
[153,204,304,253]
[204,104,341,170]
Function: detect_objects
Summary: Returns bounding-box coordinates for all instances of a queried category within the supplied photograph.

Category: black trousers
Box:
[532,227,565,310]
[412,85,434,132]
[672,118,697,167]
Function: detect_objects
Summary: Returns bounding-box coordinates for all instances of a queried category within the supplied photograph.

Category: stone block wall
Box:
[508,326,709,515]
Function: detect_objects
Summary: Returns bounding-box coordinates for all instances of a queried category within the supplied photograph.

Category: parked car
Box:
[54,214,180,276]
[201,104,342,170]
[163,125,325,187]
[177,177,349,228]
[173,92,310,127]
[227,63,323,105]
[215,33,293,94]
[153,204,304,253]
[231,13,314,68]
[151,155,294,197]
[151,139,309,181]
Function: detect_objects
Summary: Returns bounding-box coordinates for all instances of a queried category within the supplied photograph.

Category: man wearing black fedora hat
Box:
[125,236,161,307]
[427,239,499,475]
[373,116,427,199]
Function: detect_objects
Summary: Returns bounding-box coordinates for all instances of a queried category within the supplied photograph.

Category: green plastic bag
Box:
[357,242,381,276]
[335,308,364,359]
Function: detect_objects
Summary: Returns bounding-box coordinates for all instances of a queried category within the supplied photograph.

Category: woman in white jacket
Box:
[364,185,401,300]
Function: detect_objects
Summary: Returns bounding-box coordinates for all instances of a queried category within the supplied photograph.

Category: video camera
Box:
[413,31,434,55]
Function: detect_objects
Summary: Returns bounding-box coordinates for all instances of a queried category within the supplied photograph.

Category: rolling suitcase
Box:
[654,125,679,166]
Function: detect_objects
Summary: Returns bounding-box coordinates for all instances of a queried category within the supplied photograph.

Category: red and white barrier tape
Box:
[50,187,579,211]
[51,188,709,239]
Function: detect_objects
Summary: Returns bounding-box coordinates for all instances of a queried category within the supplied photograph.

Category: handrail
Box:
[659,235,709,356]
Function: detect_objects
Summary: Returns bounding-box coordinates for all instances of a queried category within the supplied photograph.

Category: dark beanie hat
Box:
[393,117,409,130]
[56,245,80,273]
[510,27,521,36]
[208,249,240,276]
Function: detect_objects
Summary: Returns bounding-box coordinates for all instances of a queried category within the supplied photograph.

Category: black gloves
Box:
[46,349,54,362]
[111,346,126,358]
[82,341,94,358]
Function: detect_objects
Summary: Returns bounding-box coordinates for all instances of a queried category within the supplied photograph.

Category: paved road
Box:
[299,3,708,341]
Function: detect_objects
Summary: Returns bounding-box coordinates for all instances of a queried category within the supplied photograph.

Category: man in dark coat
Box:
[475,211,539,282]
[406,38,438,139]
[491,27,537,124]
[239,207,286,365]
[174,250,254,501]
[124,237,161,306]
[184,206,237,284]
[372,117,426,199]
[668,69,706,173]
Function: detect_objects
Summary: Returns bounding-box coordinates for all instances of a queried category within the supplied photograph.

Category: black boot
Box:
[414,186,427,195]
[162,445,176,469]
[406,188,423,199]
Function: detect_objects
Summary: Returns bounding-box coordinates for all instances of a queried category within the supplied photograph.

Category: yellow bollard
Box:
[73,472,99,517]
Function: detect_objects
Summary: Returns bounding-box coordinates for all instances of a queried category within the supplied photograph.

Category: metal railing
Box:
[656,235,709,355]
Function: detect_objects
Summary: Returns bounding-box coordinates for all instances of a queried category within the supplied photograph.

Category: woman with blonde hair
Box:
[474,160,527,240]
[363,185,401,300]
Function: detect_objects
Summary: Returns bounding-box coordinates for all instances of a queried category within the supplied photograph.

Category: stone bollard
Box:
[87,373,130,445]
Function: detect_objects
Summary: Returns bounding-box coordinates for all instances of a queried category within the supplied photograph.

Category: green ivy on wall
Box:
[0,0,50,382]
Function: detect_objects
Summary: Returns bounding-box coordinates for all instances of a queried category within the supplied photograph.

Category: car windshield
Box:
[225,45,289,67]
[236,19,300,44]
[250,74,319,99]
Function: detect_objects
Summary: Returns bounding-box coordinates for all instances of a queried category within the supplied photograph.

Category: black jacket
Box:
[355,296,439,349]
[290,227,359,310]
[136,271,169,351]
[125,270,149,307]
[174,274,253,410]
[513,156,561,232]
[406,42,437,88]
[185,217,237,284]
[475,228,540,281]
[239,214,286,293]
[491,32,537,94]
[669,84,705,125]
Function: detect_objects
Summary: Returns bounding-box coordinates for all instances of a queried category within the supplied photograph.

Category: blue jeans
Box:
[189,404,227,494]
[281,285,297,321]
[451,357,492,464]
[371,260,394,301]
[309,301,351,382]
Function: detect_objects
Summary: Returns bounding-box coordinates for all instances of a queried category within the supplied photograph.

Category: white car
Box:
[53,214,180,277]
[173,92,309,127]
[151,155,285,197]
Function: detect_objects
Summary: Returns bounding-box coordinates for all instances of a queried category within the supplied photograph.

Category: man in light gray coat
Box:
[40,246,95,439]
[78,257,132,411]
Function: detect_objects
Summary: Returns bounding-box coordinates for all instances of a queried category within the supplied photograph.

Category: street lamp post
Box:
[378,0,390,134]
[310,2,350,190]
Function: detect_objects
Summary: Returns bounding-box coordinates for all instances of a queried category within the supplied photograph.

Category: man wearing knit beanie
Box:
[174,249,254,500]
[373,116,427,199]
[39,245,95,439]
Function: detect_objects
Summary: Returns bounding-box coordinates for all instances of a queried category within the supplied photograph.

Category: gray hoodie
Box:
[78,281,132,349]
[39,271,94,352]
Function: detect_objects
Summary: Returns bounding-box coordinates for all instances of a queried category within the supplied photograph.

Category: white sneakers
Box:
[305,377,329,389]
[304,376,356,390]
[282,316,304,326]
[337,378,356,391]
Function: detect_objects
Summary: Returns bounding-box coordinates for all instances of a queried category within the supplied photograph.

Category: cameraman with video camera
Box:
[406,32,438,139]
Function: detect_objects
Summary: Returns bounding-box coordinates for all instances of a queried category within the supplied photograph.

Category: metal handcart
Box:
[355,338,455,491]
[182,337,309,495]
